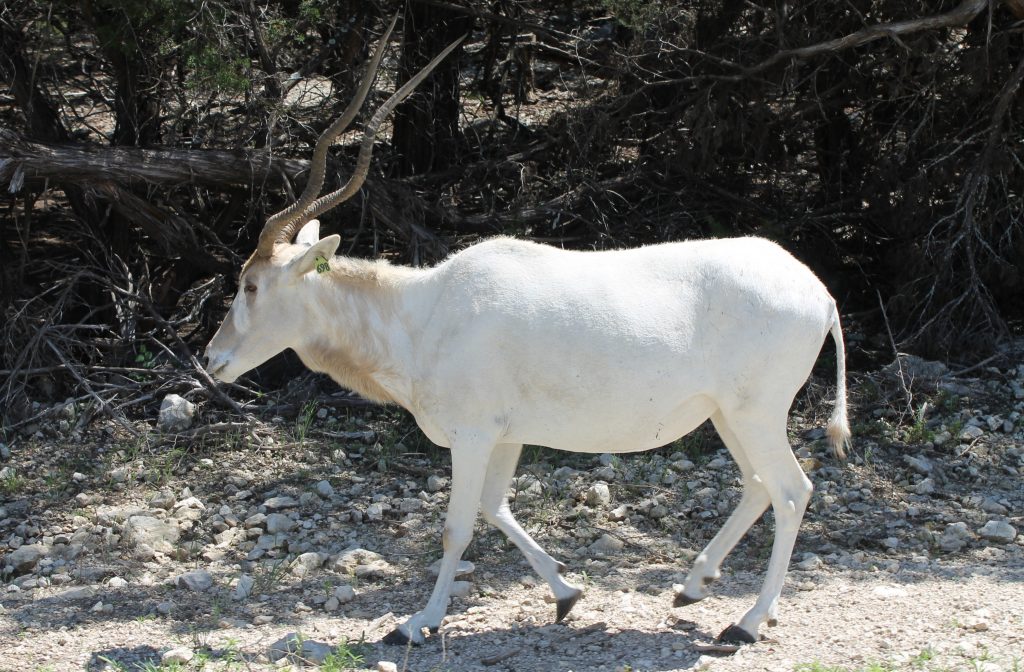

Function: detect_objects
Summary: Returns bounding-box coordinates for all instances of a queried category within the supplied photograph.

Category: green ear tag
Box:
[314,255,331,274]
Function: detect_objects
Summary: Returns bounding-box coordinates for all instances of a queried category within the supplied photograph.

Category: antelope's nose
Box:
[204,350,229,378]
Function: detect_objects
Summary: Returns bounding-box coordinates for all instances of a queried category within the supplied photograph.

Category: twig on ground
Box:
[481,645,523,666]
[692,640,742,653]
[310,428,378,442]
[176,421,257,440]
[0,364,164,376]
[950,353,1001,377]
[44,339,139,438]
[261,395,377,416]
[481,621,608,666]
[385,460,435,478]
[878,290,915,417]
[189,354,245,416]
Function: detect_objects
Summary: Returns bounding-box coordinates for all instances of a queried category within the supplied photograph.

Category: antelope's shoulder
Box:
[444,236,560,266]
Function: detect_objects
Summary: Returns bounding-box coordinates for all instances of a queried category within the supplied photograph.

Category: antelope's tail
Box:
[826,305,851,460]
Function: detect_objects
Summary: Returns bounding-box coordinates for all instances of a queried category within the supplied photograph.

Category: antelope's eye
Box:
[244,283,257,294]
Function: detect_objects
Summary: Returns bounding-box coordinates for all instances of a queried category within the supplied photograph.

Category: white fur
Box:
[294,218,321,246]
[230,290,250,333]
[206,227,850,645]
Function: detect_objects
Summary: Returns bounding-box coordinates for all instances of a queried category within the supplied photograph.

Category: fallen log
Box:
[0,128,310,192]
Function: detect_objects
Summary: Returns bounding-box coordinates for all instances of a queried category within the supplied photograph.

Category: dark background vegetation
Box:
[1,0,1022,428]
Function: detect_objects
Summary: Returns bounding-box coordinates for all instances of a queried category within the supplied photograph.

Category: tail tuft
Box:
[827,406,851,461]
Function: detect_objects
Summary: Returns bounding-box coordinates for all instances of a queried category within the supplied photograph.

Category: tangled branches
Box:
[0,224,230,429]
[545,0,1023,356]
[2,0,1022,431]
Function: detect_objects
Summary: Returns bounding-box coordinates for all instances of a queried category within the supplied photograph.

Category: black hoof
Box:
[555,588,583,623]
[673,591,703,607]
[428,626,439,634]
[717,624,757,645]
[381,628,415,646]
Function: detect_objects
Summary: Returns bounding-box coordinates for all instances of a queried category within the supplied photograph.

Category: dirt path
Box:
[3,556,1022,671]
[2,356,1023,671]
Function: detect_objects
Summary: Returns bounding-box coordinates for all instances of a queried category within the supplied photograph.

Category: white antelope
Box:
[205,18,851,647]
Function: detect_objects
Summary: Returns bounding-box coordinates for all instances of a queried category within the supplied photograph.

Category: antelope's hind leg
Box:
[712,413,813,644]
[674,411,770,607]
[480,443,582,622]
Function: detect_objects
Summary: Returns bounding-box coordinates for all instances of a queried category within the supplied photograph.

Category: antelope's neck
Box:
[294,258,425,407]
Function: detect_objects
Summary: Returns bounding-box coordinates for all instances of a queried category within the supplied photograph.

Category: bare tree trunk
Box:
[695,0,746,50]
[1,23,68,143]
[0,22,102,230]
[81,0,163,147]
[391,1,470,176]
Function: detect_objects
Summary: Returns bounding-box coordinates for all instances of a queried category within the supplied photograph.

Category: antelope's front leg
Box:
[382,437,494,645]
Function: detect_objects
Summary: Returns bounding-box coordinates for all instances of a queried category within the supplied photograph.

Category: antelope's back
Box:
[432,236,834,332]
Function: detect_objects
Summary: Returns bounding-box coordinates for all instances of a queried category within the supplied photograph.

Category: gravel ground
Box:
[2,353,1022,671]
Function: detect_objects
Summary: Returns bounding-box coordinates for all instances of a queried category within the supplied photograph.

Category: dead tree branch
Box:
[738,0,990,79]
[0,129,309,191]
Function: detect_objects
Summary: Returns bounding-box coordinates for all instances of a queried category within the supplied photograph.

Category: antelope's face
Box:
[205,221,340,383]
[203,16,457,385]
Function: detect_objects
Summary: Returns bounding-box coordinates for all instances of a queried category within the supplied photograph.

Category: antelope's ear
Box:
[288,234,341,277]
[295,219,321,247]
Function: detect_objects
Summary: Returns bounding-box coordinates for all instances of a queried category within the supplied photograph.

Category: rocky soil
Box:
[1,353,1023,672]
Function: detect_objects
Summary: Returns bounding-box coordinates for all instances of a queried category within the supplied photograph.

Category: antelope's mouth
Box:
[206,358,230,381]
